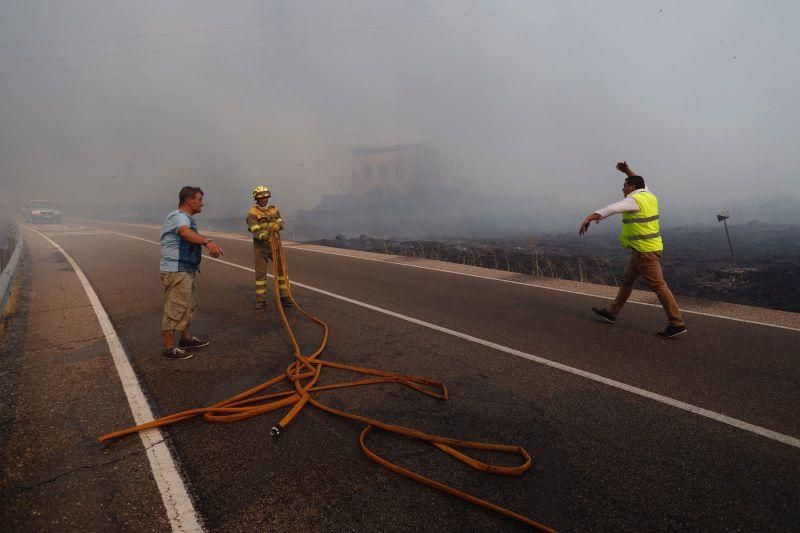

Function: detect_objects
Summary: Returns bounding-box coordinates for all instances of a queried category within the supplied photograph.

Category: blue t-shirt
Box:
[160,209,202,272]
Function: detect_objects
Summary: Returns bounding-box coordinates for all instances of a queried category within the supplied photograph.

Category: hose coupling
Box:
[270,426,281,438]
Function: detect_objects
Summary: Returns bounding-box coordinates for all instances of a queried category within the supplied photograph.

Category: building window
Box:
[379,163,389,180]
[364,163,372,179]
[395,161,403,179]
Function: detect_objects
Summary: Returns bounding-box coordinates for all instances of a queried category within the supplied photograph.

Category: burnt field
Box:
[311,223,800,313]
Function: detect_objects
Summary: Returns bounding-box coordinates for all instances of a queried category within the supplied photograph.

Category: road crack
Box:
[14,439,165,491]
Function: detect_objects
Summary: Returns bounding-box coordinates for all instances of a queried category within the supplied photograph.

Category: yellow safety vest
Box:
[619,191,663,252]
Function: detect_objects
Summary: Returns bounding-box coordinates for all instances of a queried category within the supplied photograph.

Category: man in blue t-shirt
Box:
[159,186,224,359]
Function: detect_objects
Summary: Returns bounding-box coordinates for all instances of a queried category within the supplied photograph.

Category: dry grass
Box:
[381,238,622,286]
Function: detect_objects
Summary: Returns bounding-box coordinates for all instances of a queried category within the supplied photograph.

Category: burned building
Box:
[296,143,457,240]
[351,144,443,196]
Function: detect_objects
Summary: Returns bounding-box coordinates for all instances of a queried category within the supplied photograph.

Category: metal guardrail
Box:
[0,216,24,315]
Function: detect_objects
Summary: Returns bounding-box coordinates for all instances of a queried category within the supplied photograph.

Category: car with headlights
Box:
[23,200,62,224]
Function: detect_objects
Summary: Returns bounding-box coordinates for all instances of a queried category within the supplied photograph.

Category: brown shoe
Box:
[254,300,266,310]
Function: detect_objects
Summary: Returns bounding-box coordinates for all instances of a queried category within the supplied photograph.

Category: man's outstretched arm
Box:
[580,161,642,235]
[579,213,602,235]
[176,225,224,257]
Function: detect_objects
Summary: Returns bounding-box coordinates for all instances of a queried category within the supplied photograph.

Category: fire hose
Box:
[98,232,555,531]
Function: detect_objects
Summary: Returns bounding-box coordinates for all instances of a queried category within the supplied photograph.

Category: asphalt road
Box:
[7,220,800,532]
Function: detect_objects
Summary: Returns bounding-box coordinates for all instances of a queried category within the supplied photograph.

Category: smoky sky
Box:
[0,0,798,228]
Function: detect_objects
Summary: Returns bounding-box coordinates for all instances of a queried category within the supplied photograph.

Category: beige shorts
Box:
[160,271,198,332]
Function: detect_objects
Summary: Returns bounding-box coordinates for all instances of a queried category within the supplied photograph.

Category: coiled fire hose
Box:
[98,232,555,531]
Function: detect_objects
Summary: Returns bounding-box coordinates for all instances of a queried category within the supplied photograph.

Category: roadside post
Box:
[716,210,734,259]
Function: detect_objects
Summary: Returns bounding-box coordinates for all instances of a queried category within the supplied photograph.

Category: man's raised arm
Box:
[616,160,637,177]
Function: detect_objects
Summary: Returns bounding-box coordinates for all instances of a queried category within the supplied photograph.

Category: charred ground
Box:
[305,223,800,313]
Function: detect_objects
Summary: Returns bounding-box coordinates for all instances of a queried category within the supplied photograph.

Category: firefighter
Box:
[247,185,291,309]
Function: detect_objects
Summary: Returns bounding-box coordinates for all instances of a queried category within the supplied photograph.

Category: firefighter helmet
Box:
[252,185,271,200]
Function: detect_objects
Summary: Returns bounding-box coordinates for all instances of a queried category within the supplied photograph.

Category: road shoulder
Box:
[284,242,800,330]
[0,227,171,531]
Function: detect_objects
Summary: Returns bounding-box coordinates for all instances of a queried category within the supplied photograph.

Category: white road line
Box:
[88,220,800,332]
[284,245,800,332]
[41,231,111,236]
[92,227,800,450]
[26,226,204,532]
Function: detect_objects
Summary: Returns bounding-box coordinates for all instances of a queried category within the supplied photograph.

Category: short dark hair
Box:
[625,175,646,190]
[179,186,204,205]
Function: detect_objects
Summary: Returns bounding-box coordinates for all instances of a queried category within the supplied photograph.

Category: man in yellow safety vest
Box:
[579,161,686,338]
[247,185,291,310]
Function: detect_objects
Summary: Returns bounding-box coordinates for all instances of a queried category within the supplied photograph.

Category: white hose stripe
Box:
[96,228,800,450]
[27,226,204,532]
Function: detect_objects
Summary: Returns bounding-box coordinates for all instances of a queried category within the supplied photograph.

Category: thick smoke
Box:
[1,1,798,233]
